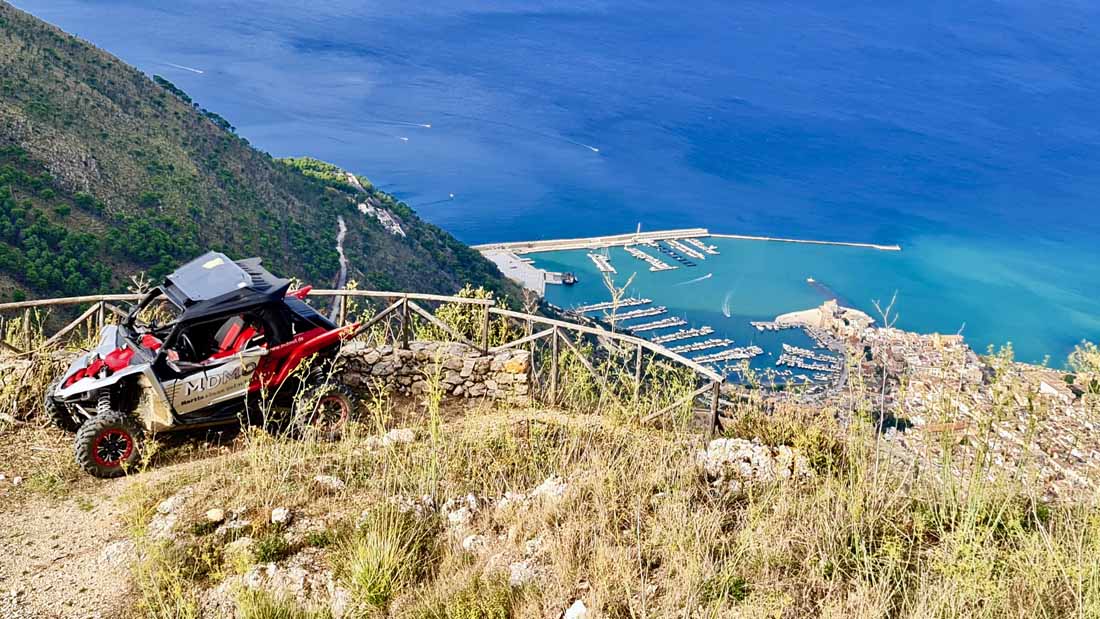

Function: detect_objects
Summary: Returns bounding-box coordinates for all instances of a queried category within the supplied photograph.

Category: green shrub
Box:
[236,589,331,619]
[339,505,440,609]
[403,574,515,619]
[253,532,291,563]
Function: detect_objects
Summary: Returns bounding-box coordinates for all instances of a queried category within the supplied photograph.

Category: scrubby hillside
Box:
[0,2,509,299]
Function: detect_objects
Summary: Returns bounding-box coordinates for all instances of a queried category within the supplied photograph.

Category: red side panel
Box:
[140,334,162,351]
[249,323,359,391]
[288,285,312,300]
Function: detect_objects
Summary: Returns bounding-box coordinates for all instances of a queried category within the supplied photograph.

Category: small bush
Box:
[403,574,515,619]
[236,589,331,619]
[254,532,291,563]
[339,506,440,609]
[305,529,341,549]
[700,566,750,604]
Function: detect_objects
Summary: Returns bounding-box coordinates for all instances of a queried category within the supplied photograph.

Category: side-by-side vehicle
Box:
[44,252,357,477]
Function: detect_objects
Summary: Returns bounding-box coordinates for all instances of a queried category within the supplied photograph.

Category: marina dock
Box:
[651,326,714,344]
[624,246,676,271]
[750,321,797,332]
[782,343,838,365]
[695,346,765,363]
[666,239,705,260]
[572,298,651,313]
[616,306,668,320]
[684,238,720,255]
[630,317,687,332]
[776,353,841,373]
[586,252,616,274]
[668,338,734,354]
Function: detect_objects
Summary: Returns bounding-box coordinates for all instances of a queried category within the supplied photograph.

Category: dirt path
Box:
[0,427,230,619]
[0,475,137,619]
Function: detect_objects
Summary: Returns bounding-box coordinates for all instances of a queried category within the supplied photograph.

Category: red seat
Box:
[210,317,260,359]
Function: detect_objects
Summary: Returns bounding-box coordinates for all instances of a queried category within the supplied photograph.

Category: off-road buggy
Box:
[44,252,358,478]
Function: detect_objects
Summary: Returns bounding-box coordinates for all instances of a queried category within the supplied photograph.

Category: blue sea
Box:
[13,0,1100,364]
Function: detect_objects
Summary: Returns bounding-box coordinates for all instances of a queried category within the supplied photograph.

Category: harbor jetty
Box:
[651,326,715,344]
[630,317,687,332]
[586,252,615,274]
[472,228,709,254]
[624,246,676,271]
[708,233,901,252]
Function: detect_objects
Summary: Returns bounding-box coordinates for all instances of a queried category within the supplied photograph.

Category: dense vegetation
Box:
[0,2,510,300]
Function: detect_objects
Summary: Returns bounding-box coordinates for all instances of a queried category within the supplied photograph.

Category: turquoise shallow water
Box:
[531,235,1100,366]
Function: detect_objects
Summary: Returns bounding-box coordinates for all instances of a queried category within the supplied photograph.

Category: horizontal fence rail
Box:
[0,290,731,435]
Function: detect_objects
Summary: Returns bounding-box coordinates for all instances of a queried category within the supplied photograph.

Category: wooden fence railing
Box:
[0,290,729,435]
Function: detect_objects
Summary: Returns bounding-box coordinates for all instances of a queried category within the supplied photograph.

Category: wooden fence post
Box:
[708,381,722,439]
[549,325,559,406]
[400,296,410,349]
[95,301,105,332]
[480,305,490,353]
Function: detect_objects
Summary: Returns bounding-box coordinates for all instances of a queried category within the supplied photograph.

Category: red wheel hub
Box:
[92,429,133,467]
[314,395,350,432]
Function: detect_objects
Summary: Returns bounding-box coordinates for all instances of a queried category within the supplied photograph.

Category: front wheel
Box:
[74,410,143,478]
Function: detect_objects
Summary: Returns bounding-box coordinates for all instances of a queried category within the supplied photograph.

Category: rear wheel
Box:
[74,410,142,478]
[295,383,355,441]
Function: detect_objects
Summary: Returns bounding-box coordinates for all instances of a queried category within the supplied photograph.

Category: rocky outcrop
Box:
[698,438,813,493]
[340,341,530,403]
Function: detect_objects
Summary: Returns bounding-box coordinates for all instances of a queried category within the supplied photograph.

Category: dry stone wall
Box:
[339,340,531,403]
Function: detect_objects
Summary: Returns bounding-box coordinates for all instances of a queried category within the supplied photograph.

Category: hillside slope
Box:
[0,2,509,299]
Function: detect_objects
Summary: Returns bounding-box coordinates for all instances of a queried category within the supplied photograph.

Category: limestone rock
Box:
[508,559,537,587]
[382,428,416,446]
[271,507,292,526]
[564,600,589,619]
[313,475,347,493]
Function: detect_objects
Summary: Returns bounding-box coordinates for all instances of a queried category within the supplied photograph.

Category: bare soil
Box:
[0,424,236,619]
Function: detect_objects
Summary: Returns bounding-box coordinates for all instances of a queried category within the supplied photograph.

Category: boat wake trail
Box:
[722,291,734,318]
[367,119,433,128]
[163,62,204,74]
[675,272,712,286]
